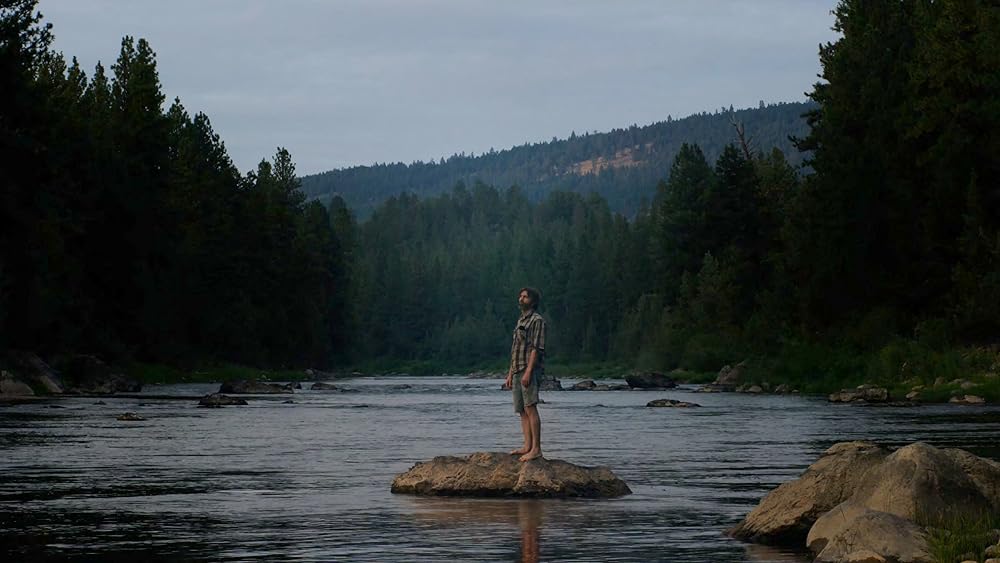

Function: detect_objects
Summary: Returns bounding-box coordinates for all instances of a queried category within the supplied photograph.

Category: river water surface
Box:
[2,377,1000,562]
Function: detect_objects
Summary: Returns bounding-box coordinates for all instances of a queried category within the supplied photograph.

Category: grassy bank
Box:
[918,509,1000,563]
[740,339,1000,403]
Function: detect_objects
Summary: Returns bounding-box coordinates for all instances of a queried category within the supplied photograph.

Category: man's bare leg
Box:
[519,405,543,461]
[510,413,532,455]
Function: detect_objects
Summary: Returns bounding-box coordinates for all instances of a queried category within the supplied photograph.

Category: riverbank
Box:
[5,336,999,406]
[123,362,335,385]
[131,342,1000,405]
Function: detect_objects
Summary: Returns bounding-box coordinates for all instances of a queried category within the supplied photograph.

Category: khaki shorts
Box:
[512,370,539,414]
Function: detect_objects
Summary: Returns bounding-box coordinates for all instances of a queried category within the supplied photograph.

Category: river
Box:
[2,377,999,562]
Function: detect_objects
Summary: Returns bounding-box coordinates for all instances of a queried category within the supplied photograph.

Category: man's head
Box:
[518,287,541,312]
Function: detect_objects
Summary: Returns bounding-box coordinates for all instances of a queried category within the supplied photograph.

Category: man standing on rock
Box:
[505,287,546,462]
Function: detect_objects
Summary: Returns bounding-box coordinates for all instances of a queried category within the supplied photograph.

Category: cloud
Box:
[39,0,838,174]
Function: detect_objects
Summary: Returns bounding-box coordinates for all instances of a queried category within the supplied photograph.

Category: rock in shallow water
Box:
[625,372,676,389]
[646,399,700,408]
[391,452,631,498]
[198,393,248,407]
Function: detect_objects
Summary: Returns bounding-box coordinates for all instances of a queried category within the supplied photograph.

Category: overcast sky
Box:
[38,1,839,176]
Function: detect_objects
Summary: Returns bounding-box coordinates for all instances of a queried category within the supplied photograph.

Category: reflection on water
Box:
[1,377,999,561]
[408,499,544,562]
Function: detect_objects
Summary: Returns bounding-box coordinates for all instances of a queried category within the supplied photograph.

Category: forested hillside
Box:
[300,102,812,218]
[349,144,796,371]
[4,0,1000,395]
[349,0,1000,390]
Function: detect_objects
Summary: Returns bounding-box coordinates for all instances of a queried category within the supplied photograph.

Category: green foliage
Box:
[758,340,868,394]
[918,509,1000,563]
[680,333,742,373]
[841,308,900,353]
[867,339,964,388]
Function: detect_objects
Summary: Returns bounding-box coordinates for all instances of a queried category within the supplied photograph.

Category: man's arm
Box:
[521,348,538,387]
[521,317,545,387]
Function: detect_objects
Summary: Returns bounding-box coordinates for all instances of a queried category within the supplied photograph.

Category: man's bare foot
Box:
[519,451,542,462]
[510,448,530,455]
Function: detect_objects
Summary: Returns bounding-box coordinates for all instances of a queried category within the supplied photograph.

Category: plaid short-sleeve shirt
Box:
[510,310,546,373]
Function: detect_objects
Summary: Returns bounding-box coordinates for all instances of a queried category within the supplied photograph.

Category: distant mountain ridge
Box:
[300,101,814,218]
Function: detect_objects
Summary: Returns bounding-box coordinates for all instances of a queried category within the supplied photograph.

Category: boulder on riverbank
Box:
[807,503,931,563]
[390,452,631,498]
[310,382,339,391]
[219,379,293,394]
[829,385,890,403]
[625,372,676,389]
[52,354,141,394]
[0,370,35,396]
[731,441,890,544]
[715,361,747,388]
[1,352,64,394]
[950,394,986,405]
[733,441,1000,563]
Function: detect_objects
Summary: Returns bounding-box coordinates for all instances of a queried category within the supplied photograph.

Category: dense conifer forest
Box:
[3,0,1000,392]
[1,1,350,368]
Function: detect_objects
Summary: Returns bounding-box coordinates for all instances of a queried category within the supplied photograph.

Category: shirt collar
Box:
[519,309,535,321]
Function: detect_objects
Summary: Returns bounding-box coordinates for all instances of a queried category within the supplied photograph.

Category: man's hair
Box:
[519,287,541,310]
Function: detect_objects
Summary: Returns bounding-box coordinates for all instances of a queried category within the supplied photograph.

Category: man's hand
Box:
[503,373,513,390]
[521,371,532,388]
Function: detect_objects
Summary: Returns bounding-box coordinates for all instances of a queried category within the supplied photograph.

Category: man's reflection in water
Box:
[406,497,545,561]
[517,500,542,563]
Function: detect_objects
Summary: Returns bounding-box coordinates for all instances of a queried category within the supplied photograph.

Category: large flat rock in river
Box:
[391,452,631,498]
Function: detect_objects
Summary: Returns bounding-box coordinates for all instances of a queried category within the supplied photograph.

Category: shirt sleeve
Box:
[526,317,546,355]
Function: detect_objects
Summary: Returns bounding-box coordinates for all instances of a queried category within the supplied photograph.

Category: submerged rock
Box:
[391,452,631,498]
[116,412,145,421]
